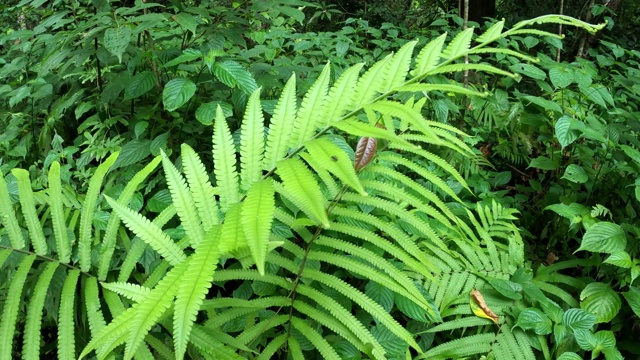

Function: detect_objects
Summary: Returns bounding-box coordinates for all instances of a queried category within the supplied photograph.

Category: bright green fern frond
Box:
[22,262,58,360]
[299,152,340,198]
[12,169,48,255]
[48,162,71,263]
[240,180,275,275]
[290,317,341,359]
[352,54,391,109]
[255,333,287,360]
[442,27,474,59]
[218,203,247,254]
[381,40,417,92]
[290,63,331,148]
[305,136,367,196]
[101,282,152,303]
[264,74,297,171]
[0,170,25,249]
[162,149,205,247]
[274,158,330,228]
[213,106,240,212]
[78,152,119,272]
[287,337,304,360]
[124,259,190,360]
[181,144,219,230]
[420,333,494,359]
[320,63,364,126]
[240,87,265,191]
[174,226,222,360]
[0,255,35,360]
[106,196,185,265]
[412,32,446,76]
[98,155,162,280]
[58,269,80,360]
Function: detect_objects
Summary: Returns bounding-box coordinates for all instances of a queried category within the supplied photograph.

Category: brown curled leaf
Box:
[470,289,499,325]
[354,136,377,172]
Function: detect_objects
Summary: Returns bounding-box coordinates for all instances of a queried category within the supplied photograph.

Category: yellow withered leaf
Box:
[470,289,499,325]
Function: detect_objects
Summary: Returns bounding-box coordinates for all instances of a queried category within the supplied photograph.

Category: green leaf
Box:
[486,277,523,300]
[163,78,196,112]
[476,20,505,43]
[12,168,48,255]
[22,262,59,360]
[0,255,36,360]
[213,106,240,212]
[622,286,640,317]
[124,71,157,100]
[442,28,474,60]
[562,164,588,183]
[290,63,330,148]
[163,48,203,67]
[174,227,222,360]
[218,203,247,253]
[213,60,258,95]
[240,88,265,191]
[104,26,131,63]
[275,158,330,228]
[58,270,80,360]
[509,63,546,80]
[555,116,579,148]
[241,180,275,275]
[365,281,394,312]
[562,308,595,332]
[577,222,626,254]
[0,170,25,249]
[557,352,582,360]
[195,101,233,125]
[264,75,297,170]
[305,137,367,196]
[603,250,633,268]
[528,156,560,171]
[515,308,553,335]
[173,12,199,35]
[412,33,446,76]
[549,67,573,88]
[580,282,621,323]
[112,139,151,170]
[521,95,563,114]
[620,145,640,164]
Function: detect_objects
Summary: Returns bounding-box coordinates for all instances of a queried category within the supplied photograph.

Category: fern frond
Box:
[264,74,297,170]
[0,255,35,360]
[256,333,287,360]
[241,180,275,275]
[189,326,245,359]
[476,19,505,43]
[124,259,190,359]
[98,155,162,280]
[321,63,364,126]
[144,334,175,360]
[12,169,48,255]
[368,101,440,144]
[105,196,186,266]
[305,137,367,195]
[442,27,474,59]
[117,204,176,282]
[213,106,240,212]
[352,54,391,109]
[22,262,58,360]
[48,161,71,262]
[78,152,119,272]
[412,32,447,76]
[381,40,417,92]
[274,158,330,228]
[0,170,25,249]
[180,144,219,231]
[58,270,80,360]
[85,277,108,338]
[235,315,290,345]
[290,63,331,148]
[287,337,304,360]
[162,150,205,247]
[101,282,152,303]
[290,317,341,359]
[427,316,491,332]
[420,333,494,359]
[240,88,265,191]
[218,203,247,254]
[332,117,414,147]
[299,152,340,198]
[174,226,222,360]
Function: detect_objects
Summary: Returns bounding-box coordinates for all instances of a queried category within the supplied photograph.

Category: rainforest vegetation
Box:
[1,0,640,359]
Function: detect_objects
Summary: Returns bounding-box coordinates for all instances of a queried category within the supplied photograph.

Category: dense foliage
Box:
[1,0,640,359]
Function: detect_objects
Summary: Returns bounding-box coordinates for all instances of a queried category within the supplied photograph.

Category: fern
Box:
[0,14,606,360]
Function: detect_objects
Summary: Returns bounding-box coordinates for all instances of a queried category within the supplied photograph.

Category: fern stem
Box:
[0,244,94,279]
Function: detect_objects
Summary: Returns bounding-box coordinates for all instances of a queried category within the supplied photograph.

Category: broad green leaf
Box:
[163,78,196,112]
[104,26,131,63]
[163,48,203,67]
[562,164,588,183]
[195,101,233,125]
[515,308,552,335]
[365,281,394,312]
[580,282,621,323]
[173,13,198,34]
[275,158,330,228]
[305,137,367,196]
[621,145,640,164]
[528,156,560,171]
[241,180,275,275]
[562,308,595,332]
[112,139,151,170]
[521,95,563,114]
[577,222,626,254]
[213,60,258,95]
[544,203,589,219]
[579,84,614,108]
[622,286,640,317]
[603,250,633,268]
[557,353,582,360]
[213,106,240,212]
[124,71,157,100]
[555,116,579,148]
[509,63,546,80]
[485,277,522,300]
[549,67,573,88]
